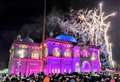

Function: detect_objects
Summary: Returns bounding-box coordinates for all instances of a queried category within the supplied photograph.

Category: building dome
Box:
[55,34,77,43]
[22,36,34,43]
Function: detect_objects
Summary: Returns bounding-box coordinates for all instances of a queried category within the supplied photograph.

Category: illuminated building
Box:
[9,34,101,75]
[9,36,43,75]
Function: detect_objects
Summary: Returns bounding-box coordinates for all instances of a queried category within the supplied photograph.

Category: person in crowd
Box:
[43,75,50,82]
[1,72,120,82]
[70,76,76,82]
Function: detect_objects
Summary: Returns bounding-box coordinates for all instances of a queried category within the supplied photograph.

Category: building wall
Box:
[9,42,43,75]
[43,39,101,74]
[9,39,101,75]
[11,58,42,75]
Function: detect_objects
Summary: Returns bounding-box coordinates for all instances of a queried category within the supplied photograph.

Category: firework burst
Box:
[48,2,116,67]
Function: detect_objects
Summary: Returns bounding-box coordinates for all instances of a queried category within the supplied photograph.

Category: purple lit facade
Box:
[9,41,43,76]
[9,36,101,75]
[43,39,101,74]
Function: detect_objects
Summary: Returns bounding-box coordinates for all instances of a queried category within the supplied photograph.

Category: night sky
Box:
[0,0,120,69]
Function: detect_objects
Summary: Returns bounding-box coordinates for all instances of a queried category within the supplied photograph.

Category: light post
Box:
[42,0,46,42]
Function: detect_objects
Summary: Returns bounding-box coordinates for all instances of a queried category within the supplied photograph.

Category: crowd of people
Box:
[1,72,120,82]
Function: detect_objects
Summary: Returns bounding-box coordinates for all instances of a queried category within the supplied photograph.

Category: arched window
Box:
[52,47,61,57]
[82,49,88,57]
[74,50,80,57]
[31,51,39,59]
[81,61,91,72]
[64,49,71,57]
[91,52,97,61]
[17,49,26,58]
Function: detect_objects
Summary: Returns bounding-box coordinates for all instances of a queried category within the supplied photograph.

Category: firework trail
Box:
[47,2,116,67]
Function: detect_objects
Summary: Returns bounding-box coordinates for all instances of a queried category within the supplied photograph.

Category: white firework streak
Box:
[47,2,116,67]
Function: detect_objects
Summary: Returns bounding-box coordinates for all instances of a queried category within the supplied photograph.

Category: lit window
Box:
[55,69,57,73]
[82,49,88,57]
[91,52,96,61]
[74,50,80,57]
[19,44,28,48]
[32,51,39,59]
[64,49,71,57]
[52,47,60,57]
[17,49,25,58]
[52,69,54,73]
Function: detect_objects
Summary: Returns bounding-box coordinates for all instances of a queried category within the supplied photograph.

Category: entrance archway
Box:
[81,61,91,72]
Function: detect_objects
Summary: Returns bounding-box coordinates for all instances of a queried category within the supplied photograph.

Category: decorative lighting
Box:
[55,69,57,73]
[67,44,71,48]
[19,44,28,48]
[64,69,66,72]
[58,69,60,73]
[69,69,71,73]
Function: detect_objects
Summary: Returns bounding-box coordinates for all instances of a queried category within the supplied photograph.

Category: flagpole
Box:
[41,0,46,72]
[42,0,46,42]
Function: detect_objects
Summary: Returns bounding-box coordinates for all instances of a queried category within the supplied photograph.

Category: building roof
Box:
[55,34,77,43]
[16,35,34,43]
[22,36,34,43]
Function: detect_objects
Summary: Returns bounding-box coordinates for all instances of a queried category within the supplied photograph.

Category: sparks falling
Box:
[48,2,116,67]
